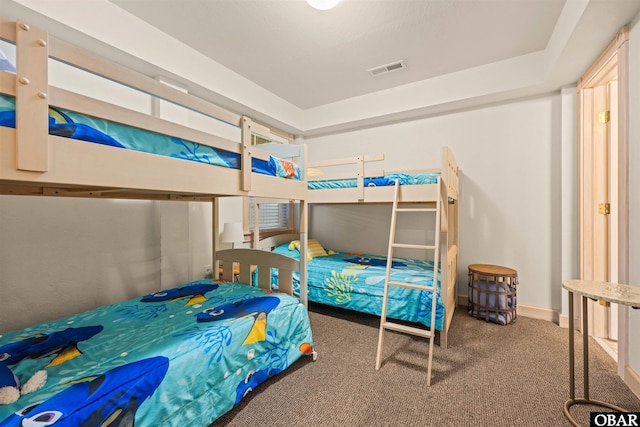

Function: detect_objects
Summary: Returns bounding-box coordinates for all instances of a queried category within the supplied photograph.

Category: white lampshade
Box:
[221,222,244,245]
[306,0,340,10]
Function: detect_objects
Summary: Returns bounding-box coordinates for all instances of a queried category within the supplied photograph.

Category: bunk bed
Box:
[0,18,312,425]
[301,147,459,348]
[0,249,315,426]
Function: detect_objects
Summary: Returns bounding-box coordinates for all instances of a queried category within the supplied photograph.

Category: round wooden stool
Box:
[468,264,518,324]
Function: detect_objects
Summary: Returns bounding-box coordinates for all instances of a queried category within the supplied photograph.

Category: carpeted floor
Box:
[212,303,640,426]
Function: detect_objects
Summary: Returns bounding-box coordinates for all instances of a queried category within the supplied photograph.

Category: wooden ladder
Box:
[375,178,441,385]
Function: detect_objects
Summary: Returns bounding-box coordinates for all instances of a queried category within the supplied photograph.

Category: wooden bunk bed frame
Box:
[0,18,310,292]
[0,17,314,425]
[307,146,458,203]
[0,18,306,201]
[306,147,459,348]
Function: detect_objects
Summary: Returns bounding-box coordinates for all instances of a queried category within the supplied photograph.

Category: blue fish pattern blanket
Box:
[0,94,301,180]
[308,172,439,189]
[0,280,314,426]
[271,244,444,331]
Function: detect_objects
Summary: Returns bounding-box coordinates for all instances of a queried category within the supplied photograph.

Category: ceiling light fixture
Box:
[306,0,340,10]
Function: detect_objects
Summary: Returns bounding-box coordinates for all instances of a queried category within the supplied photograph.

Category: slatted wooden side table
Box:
[468,264,518,325]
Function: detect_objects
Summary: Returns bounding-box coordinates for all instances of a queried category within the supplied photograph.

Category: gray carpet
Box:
[212,303,640,426]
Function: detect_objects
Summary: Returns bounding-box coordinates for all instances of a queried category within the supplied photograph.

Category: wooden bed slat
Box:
[308,153,384,168]
[0,70,16,96]
[49,87,241,154]
[238,264,252,285]
[48,37,243,128]
[216,249,300,297]
[241,117,252,192]
[278,269,293,295]
[257,266,271,291]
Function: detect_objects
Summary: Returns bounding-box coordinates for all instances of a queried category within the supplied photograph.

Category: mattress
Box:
[271,244,444,331]
[307,172,439,190]
[0,94,301,180]
[0,279,314,426]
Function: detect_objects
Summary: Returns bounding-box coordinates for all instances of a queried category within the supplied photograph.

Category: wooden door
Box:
[577,27,629,372]
[609,80,619,340]
[586,83,611,339]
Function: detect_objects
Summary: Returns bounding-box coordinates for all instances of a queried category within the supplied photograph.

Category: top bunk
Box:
[307,146,458,204]
[0,18,307,202]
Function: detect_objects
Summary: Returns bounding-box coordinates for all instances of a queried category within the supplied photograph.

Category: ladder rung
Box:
[383,321,433,338]
[392,243,435,250]
[388,281,435,292]
[396,208,436,213]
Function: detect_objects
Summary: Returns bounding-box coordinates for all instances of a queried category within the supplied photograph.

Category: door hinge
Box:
[598,110,610,124]
[598,202,610,215]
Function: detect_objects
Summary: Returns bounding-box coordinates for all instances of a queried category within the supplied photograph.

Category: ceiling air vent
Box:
[368,60,406,76]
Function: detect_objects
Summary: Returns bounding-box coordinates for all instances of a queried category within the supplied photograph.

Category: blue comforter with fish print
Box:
[0,280,314,426]
[307,172,439,189]
[271,244,444,331]
[0,94,301,180]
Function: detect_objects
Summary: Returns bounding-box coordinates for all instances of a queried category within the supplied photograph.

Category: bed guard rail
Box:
[0,17,300,197]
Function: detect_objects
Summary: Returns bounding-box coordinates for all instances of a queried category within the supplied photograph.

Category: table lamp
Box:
[221,222,244,248]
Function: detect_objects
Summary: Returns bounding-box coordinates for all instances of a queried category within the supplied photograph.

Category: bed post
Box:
[439,178,450,349]
[299,199,308,307]
[15,21,49,172]
[240,117,252,192]
[299,144,309,306]
[356,155,365,201]
[213,198,220,277]
[253,198,260,248]
[241,117,273,194]
[451,194,459,303]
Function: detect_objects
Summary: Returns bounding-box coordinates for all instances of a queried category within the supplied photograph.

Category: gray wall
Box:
[0,197,159,331]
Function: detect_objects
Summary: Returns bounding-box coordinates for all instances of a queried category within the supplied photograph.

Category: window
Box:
[245,198,292,236]
[252,135,273,146]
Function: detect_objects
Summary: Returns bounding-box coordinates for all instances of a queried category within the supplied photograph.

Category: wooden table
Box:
[562,280,640,426]
[468,264,518,279]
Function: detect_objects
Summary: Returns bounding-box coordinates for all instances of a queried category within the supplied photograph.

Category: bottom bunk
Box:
[265,238,455,347]
[0,250,315,426]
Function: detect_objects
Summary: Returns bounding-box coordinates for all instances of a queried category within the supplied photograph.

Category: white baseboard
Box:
[458,294,560,324]
[593,337,618,361]
[625,365,640,400]
[559,313,569,329]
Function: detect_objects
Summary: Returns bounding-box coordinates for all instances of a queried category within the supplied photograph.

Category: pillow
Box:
[288,239,328,260]
[307,168,324,177]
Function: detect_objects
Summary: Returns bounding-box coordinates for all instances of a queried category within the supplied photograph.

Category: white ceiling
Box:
[111,0,566,110]
[4,0,640,136]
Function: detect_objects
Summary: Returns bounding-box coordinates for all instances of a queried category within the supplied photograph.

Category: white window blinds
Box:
[248,199,290,231]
